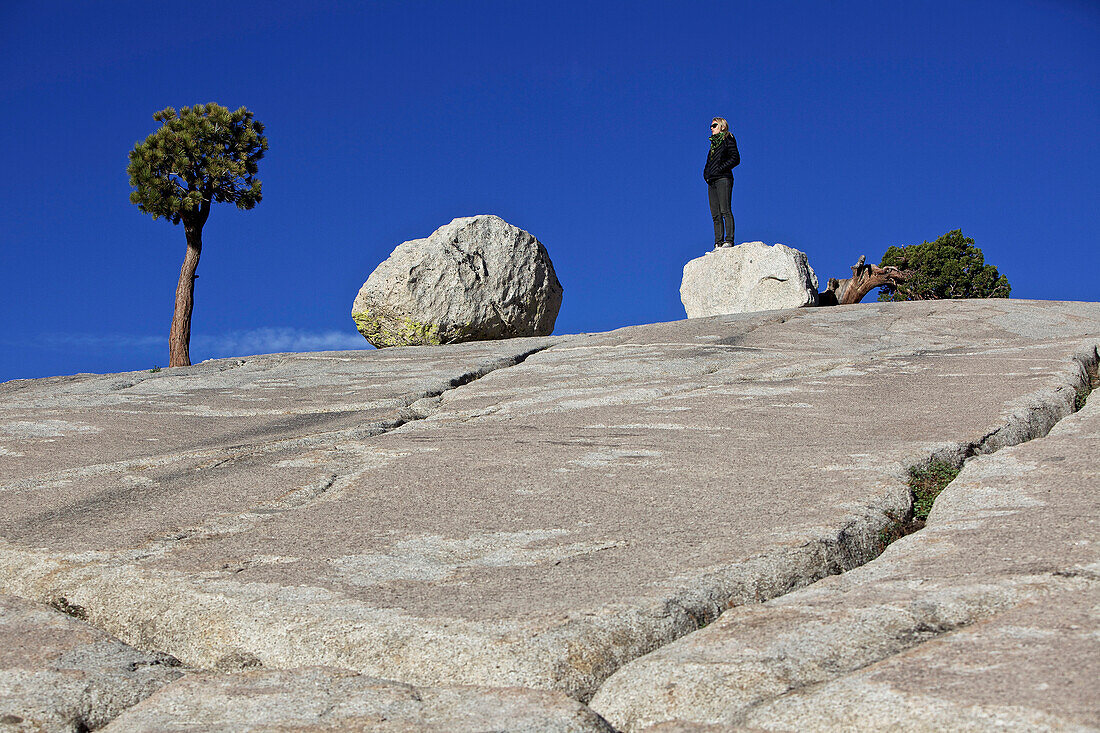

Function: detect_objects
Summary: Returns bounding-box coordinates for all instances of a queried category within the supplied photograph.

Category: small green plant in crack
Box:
[149,365,161,373]
[877,515,910,551]
[909,460,960,522]
[876,459,960,552]
[1078,361,1099,410]
[687,608,716,631]
[1075,387,1089,411]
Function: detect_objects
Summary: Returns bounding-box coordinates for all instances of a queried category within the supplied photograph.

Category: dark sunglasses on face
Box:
[711,123,719,128]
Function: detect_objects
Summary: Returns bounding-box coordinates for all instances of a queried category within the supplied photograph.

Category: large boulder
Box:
[680,242,819,317]
[352,215,563,347]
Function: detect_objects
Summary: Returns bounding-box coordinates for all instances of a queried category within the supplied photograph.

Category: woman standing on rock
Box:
[704,117,740,249]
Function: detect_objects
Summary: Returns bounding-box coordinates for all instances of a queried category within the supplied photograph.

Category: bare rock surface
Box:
[103,667,612,732]
[352,215,563,347]
[680,242,818,317]
[591,361,1100,731]
[0,337,555,511]
[0,299,1097,724]
[0,593,183,732]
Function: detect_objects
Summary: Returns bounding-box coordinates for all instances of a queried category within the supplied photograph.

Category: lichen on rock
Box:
[353,309,442,348]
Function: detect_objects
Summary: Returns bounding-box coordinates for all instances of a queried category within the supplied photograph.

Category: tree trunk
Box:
[820,256,912,306]
[168,205,210,367]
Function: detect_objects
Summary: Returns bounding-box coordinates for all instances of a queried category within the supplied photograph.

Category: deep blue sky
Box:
[2,0,1098,382]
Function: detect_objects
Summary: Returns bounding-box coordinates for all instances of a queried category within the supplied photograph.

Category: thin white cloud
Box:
[193,328,371,356]
[29,328,372,358]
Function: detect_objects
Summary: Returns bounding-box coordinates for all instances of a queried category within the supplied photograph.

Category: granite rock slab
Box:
[0,300,1097,711]
[0,338,557,485]
[591,368,1100,731]
[103,667,612,732]
[0,338,556,550]
[0,593,183,732]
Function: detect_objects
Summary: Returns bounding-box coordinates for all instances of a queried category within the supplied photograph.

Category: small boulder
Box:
[680,242,819,317]
[352,215,563,348]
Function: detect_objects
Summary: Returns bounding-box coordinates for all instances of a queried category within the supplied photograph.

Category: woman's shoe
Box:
[721,241,734,248]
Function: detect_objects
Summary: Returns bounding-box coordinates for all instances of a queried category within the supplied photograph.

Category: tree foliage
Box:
[127,103,267,224]
[877,229,1011,301]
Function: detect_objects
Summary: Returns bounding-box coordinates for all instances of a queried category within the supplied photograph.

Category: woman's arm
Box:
[725,135,740,170]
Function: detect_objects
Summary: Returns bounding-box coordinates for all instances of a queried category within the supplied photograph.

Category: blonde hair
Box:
[711,117,729,134]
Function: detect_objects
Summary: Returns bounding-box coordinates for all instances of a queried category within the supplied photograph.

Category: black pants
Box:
[708,177,734,245]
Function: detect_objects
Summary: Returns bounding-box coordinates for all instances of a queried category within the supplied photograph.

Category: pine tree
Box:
[128,103,268,367]
[877,230,1011,302]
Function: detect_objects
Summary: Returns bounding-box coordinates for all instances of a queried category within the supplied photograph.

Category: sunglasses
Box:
[711,123,719,128]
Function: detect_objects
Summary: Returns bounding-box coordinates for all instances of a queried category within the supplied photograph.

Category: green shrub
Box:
[878,230,1011,301]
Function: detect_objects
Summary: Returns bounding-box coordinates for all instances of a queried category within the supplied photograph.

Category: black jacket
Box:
[703,133,740,183]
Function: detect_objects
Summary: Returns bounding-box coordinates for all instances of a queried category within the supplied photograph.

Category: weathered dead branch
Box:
[819,256,911,306]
